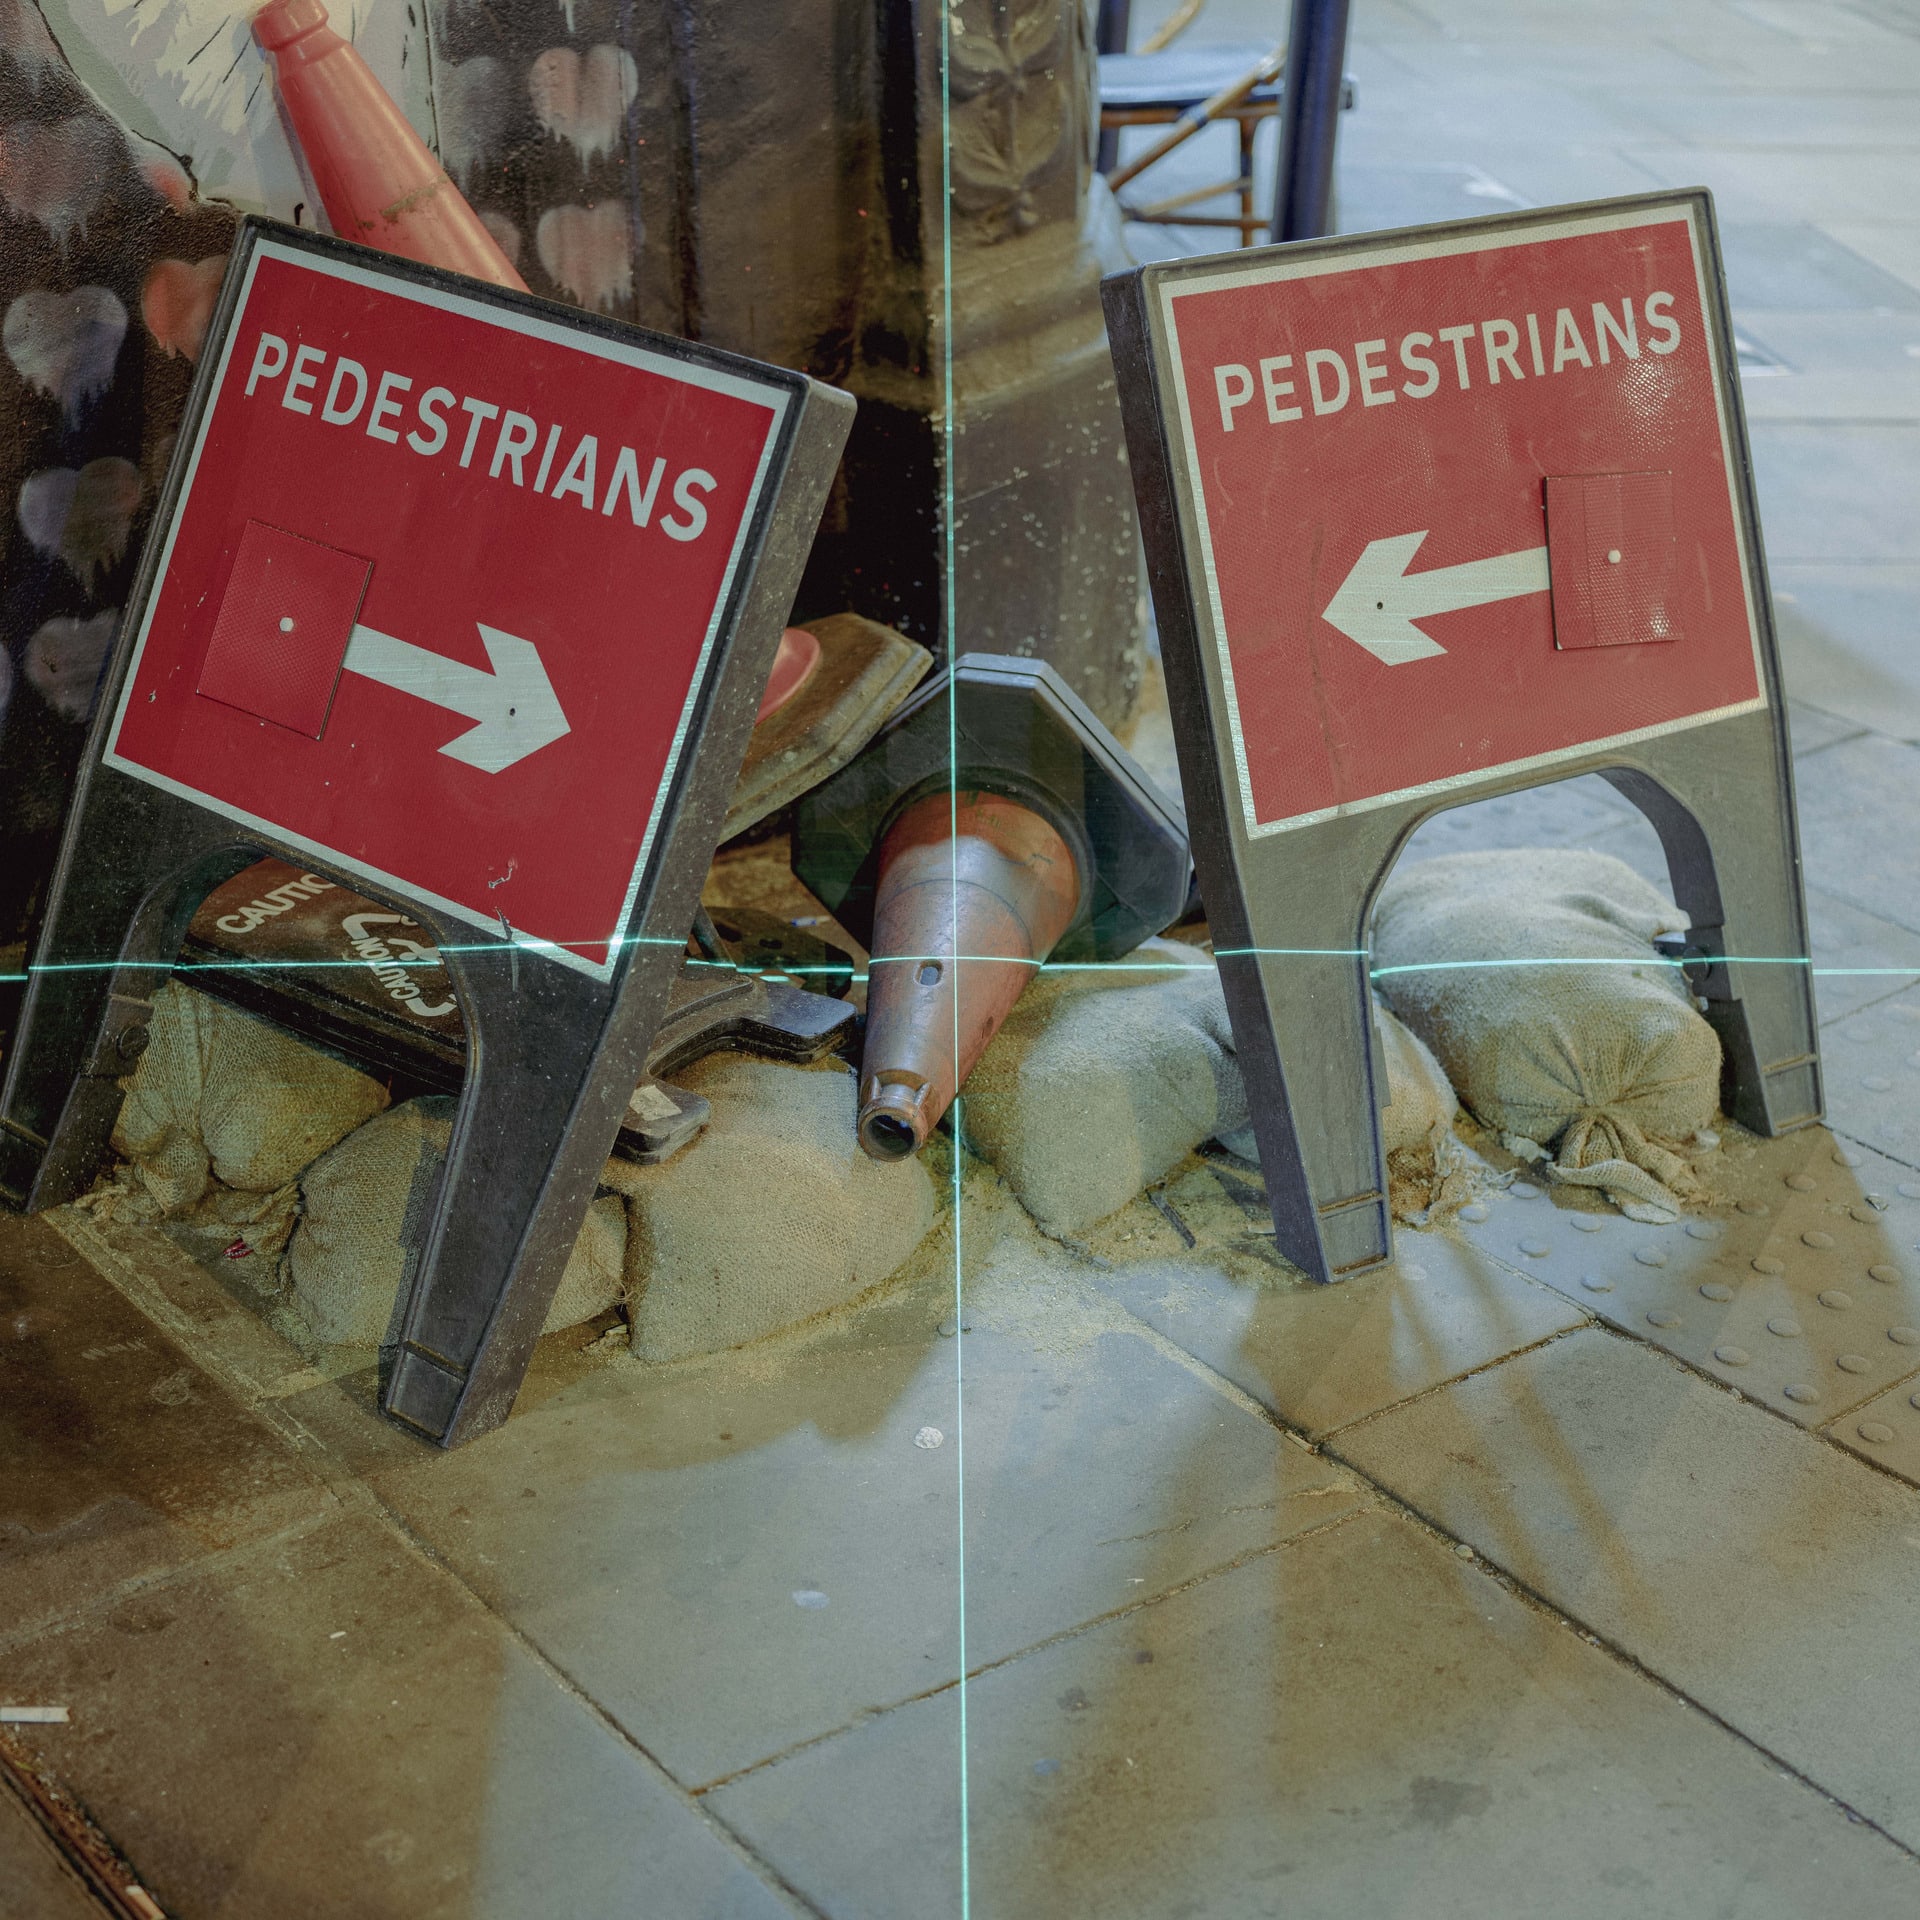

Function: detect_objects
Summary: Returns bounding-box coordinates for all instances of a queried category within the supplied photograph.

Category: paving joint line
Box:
[337,1480,833,1920]
[1457,1231,1920,1473]
[687,1505,1379,1798]
[39,1205,829,1918]
[1321,1409,1920,1868]
[1062,1275,1920,1853]
[1827,1123,1920,1178]
[1311,1321,1596,1443]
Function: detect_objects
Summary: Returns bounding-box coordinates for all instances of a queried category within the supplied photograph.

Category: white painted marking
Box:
[343,621,570,773]
[1321,530,1551,666]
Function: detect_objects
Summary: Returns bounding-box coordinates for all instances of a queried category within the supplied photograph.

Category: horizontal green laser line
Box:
[5,959,1915,988]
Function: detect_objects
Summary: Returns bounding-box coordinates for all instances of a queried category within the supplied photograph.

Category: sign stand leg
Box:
[0,786,266,1212]
[1221,943,1392,1282]
[380,937,678,1447]
[1605,716,1822,1137]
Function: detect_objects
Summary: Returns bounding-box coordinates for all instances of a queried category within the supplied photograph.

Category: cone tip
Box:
[858,1079,934,1161]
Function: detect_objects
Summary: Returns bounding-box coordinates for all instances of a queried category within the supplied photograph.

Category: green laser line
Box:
[6,956,1919,987]
[937,4,972,1909]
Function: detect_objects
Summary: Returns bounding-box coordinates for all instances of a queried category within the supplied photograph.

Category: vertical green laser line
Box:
[939,7,972,1913]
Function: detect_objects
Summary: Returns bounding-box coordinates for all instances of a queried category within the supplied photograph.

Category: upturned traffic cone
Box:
[252,0,526,289]
[855,789,1081,1160]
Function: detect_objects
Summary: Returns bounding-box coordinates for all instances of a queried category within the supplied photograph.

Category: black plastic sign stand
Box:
[1104,191,1821,1285]
[0,221,852,1445]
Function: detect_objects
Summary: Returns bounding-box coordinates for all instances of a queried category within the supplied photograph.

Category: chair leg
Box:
[1239,118,1255,244]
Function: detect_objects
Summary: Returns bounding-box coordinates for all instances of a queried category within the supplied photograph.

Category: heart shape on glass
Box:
[4,285,127,418]
[0,117,120,245]
[25,609,117,722]
[535,202,633,313]
[142,256,227,363]
[529,46,638,165]
[17,457,142,588]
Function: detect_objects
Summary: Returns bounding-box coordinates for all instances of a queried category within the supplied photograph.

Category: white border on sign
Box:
[102,236,791,981]
[1155,200,1768,839]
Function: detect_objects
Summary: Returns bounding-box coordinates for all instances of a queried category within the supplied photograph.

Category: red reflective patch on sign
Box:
[1545,471,1675,651]
[195,519,369,737]
[1160,204,1763,833]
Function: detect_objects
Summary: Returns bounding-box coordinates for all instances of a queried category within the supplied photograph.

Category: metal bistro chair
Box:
[1099,42,1355,247]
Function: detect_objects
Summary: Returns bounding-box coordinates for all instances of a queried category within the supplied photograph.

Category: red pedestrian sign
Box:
[104,231,793,975]
[1141,195,1764,833]
[5,220,851,1447]
[1107,191,1819,1290]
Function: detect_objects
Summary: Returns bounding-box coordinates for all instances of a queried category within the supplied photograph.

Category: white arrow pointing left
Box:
[1322,530,1551,666]
[341,623,570,774]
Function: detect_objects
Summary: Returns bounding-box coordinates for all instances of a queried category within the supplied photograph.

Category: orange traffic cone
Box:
[855,789,1081,1160]
[252,0,525,289]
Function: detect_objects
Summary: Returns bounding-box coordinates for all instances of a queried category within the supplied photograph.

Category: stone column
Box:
[434,0,1145,726]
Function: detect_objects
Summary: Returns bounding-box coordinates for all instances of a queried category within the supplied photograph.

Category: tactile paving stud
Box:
[1451,1127,1920,1429]
[1823,983,1920,1166]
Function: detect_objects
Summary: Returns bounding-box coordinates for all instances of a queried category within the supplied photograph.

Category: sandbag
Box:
[112,981,389,1213]
[1372,848,1720,1220]
[285,1098,627,1348]
[1375,999,1459,1157]
[959,939,1243,1237]
[602,1054,937,1362]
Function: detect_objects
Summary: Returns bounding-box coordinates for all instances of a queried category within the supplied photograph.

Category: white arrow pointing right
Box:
[342,622,570,773]
[1322,530,1550,666]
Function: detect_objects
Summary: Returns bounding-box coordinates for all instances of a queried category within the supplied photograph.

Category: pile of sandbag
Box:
[103,982,940,1359]
[957,939,1240,1237]
[286,1098,629,1347]
[1372,847,1721,1221]
[110,981,390,1214]
[958,939,1471,1234]
[99,840,1711,1358]
[604,1054,938,1361]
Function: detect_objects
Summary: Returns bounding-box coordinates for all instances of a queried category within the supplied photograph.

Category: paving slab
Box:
[1630,90,1920,149]
[1092,1162,1586,1439]
[0,1515,793,1920]
[1720,224,1920,311]
[1824,982,1920,1168]
[45,1206,337,1406]
[1784,701,1867,756]
[1822,1369,1920,1483]
[1620,148,1920,225]
[1792,732,1920,938]
[1803,886,1920,1025]
[1776,568,1920,746]
[0,1209,330,1646]
[710,1509,1920,1920]
[326,1255,1363,1789]
[1451,1130,1920,1428]
[1821,223,1920,299]
[1748,423,1920,565]
[1337,1328,1920,1853]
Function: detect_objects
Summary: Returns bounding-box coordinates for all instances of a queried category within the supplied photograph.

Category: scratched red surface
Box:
[1165,209,1763,831]
[108,245,781,968]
